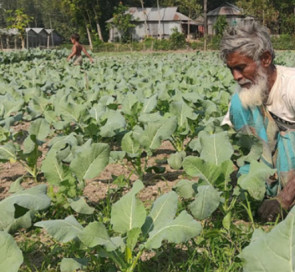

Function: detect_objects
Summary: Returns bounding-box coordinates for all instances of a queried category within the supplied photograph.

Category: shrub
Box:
[169,28,186,50]
[271,34,295,50]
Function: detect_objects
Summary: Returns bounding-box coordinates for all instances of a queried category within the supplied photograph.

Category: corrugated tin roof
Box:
[32,28,46,34]
[0,28,19,35]
[195,15,204,24]
[26,28,61,36]
[146,7,177,21]
[107,7,200,23]
[174,12,199,25]
[207,3,243,17]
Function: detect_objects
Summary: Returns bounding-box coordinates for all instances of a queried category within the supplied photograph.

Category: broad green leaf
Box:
[78,222,119,251]
[48,133,78,151]
[0,126,9,142]
[111,180,146,234]
[29,118,51,141]
[121,93,139,115]
[35,215,83,243]
[182,91,203,103]
[8,177,23,193]
[23,134,37,154]
[41,151,66,185]
[54,97,86,123]
[183,156,234,186]
[109,151,126,163]
[89,103,106,122]
[121,131,140,158]
[222,212,231,230]
[138,112,162,123]
[168,151,186,170]
[48,133,78,162]
[0,231,23,272]
[100,110,126,138]
[142,95,158,113]
[188,138,201,153]
[70,142,110,181]
[136,117,177,150]
[28,96,49,118]
[170,100,198,130]
[189,185,222,220]
[202,99,218,117]
[126,228,141,252]
[200,131,233,165]
[69,197,94,215]
[0,113,23,130]
[0,143,16,161]
[0,184,51,231]
[173,179,198,199]
[60,258,87,272]
[145,211,202,249]
[100,95,115,106]
[240,206,295,271]
[238,161,276,201]
[149,117,177,150]
[142,191,178,235]
[0,94,24,118]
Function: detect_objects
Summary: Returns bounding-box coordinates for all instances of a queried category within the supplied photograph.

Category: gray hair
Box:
[220,21,275,62]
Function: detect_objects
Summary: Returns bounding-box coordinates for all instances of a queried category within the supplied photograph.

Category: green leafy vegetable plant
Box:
[35,180,202,272]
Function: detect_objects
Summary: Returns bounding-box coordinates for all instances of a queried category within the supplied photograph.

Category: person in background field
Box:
[67,33,93,65]
[221,21,295,222]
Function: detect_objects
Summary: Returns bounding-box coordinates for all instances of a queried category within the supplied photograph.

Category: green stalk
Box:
[19,160,37,181]
[241,193,255,229]
[131,157,143,179]
[126,249,144,272]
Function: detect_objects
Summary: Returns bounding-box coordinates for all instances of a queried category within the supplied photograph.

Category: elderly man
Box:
[221,21,295,221]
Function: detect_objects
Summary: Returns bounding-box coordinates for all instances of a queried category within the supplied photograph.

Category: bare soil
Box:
[0,138,184,203]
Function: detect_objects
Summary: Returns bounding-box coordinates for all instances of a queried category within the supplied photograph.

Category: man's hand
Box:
[258,177,295,221]
[257,198,284,222]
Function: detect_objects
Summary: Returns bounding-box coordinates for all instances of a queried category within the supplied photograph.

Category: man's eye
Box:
[237,66,245,72]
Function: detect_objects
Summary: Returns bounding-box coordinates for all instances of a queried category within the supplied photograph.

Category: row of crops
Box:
[1,50,295,271]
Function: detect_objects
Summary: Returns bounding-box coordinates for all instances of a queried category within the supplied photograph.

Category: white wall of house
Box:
[110,21,182,41]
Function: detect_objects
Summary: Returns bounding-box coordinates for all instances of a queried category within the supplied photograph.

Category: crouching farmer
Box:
[221,21,295,221]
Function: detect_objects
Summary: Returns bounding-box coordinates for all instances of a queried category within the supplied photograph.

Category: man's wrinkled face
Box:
[226,51,269,108]
[226,51,258,88]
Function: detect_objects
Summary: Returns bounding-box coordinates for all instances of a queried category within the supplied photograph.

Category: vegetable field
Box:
[1,49,295,272]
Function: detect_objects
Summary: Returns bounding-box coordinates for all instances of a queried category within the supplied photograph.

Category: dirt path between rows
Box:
[0,139,185,204]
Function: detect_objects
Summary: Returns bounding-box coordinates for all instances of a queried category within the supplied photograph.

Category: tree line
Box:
[0,0,294,46]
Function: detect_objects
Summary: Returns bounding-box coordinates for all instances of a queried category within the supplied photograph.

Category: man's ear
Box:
[260,51,272,67]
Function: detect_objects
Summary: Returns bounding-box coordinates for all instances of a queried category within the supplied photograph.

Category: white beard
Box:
[238,68,269,109]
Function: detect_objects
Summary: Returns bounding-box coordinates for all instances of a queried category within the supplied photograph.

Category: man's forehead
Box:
[226,51,255,66]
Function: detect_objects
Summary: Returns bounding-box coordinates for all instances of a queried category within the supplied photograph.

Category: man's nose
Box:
[232,69,243,81]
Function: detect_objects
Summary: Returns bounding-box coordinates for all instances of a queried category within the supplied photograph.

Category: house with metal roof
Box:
[45,29,63,47]
[207,2,254,35]
[26,28,63,48]
[0,28,21,49]
[26,28,49,48]
[0,27,63,49]
[106,7,203,42]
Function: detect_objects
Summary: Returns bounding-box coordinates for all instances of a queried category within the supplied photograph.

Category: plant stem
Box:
[241,193,255,229]
[126,249,143,272]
